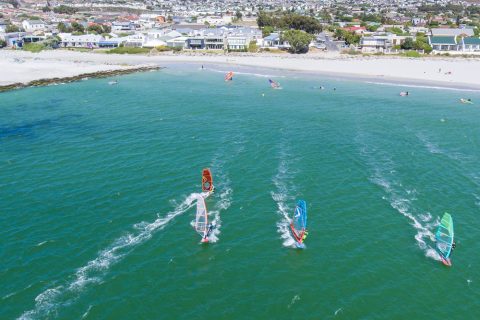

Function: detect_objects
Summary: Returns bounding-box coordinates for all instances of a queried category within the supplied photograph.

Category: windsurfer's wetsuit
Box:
[302,231,308,241]
[207,224,214,236]
[452,242,456,251]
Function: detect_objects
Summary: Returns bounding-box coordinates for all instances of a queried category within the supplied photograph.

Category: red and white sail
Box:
[195,194,208,240]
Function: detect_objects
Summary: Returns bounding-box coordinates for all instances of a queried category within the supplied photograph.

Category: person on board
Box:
[451,241,456,251]
[205,223,214,237]
[302,230,309,241]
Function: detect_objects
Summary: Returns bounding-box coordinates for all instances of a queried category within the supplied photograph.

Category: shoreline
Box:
[2,50,480,91]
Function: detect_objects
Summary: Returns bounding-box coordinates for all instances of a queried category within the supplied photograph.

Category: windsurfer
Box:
[452,241,456,251]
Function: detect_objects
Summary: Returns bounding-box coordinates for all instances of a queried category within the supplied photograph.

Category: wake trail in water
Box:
[365,81,480,92]
[415,131,473,162]
[18,193,199,320]
[415,130,480,209]
[195,132,244,243]
[356,132,441,261]
[208,68,286,79]
[271,144,297,248]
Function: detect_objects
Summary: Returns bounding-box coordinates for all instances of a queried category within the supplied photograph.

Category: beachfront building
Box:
[360,35,391,53]
[460,37,480,53]
[59,33,104,48]
[226,36,250,51]
[167,36,188,49]
[22,20,45,32]
[359,33,409,53]
[428,36,458,52]
[204,35,225,50]
[262,33,281,48]
[186,36,206,50]
[4,32,29,48]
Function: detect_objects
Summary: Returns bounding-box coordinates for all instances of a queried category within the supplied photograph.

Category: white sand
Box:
[1,49,480,89]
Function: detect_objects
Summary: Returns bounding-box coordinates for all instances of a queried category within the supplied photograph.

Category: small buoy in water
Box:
[262,93,265,97]
[440,118,446,122]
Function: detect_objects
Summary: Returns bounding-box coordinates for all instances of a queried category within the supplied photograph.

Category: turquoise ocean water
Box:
[1,64,480,319]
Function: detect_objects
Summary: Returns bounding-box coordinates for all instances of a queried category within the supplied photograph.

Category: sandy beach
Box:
[1,49,480,90]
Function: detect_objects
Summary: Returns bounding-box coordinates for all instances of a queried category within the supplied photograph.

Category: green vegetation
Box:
[154,45,173,52]
[399,34,432,54]
[413,33,433,54]
[22,36,60,53]
[23,43,46,53]
[248,40,258,53]
[281,30,314,54]
[334,28,361,45]
[0,39,6,48]
[42,6,51,12]
[257,11,322,34]
[6,24,20,33]
[403,50,421,58]
[18,13,42,20]
[401,37,415,50]
[342,48,362,55]
[235,10,243,20]
[87,24,111,34]
[262,26,274,37]
[387,27,409,36]
[53,5,78,15]
[57,22,71,33]
[106,47,151,54]
[418,4,463,15]
[71,22,84,33]
[6,0,19,8]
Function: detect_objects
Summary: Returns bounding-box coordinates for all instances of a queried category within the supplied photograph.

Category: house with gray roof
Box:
[22,20,45,32]
[430,28,474,38]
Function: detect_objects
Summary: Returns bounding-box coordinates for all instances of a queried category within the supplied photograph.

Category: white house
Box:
[227,36,250,51]
[166,36,188,48]
[59,33,104,48]
[112,22,135,32]
[22,20,45,32]
[461,37,480,52]
[197,16,232,26]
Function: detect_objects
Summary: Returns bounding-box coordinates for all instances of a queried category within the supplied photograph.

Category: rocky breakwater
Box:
[0,65,161,93]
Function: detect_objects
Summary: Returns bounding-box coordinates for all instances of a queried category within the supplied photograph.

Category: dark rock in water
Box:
[0,65,162,93]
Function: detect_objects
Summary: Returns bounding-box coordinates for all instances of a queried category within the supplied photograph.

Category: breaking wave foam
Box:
[18,193,198,320]
[357,131,441,261]
[209,68,286,79]
[365,81,480,92]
